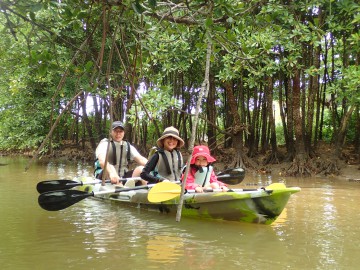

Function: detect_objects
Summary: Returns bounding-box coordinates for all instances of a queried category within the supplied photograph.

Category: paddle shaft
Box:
[94,184,155,196]
[37,166,244,194]
[185,183,287,194]
[186,187,267,193]
[151,187,274,203]
[38,184,155,211]
[36,177,142,193]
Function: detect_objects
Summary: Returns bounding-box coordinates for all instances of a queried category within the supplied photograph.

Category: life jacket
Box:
[152,148,183,181]
[194,166,213,187]
[94,140,131,178]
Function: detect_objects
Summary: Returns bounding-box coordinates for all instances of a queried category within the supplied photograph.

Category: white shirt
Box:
[95,139,141,161]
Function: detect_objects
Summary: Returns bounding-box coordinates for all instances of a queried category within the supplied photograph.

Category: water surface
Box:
[0,156,359,269]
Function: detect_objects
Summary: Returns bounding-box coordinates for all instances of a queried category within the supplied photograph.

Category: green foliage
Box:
[0,0,359,159]
[327,65,360,107]
[275,124,285,145]
[128,85,182,124]
[142,24,205,78]
[320,110,334,143]
[0,0,88,151]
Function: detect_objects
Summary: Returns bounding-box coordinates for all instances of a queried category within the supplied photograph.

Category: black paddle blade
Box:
[217,168,245,185]
[36,179,80,194]
[38,190,93,211]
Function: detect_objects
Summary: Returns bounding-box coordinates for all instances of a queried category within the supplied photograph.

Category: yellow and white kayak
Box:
[75,177,300,225]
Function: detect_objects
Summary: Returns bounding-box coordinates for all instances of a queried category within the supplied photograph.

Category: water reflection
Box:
[45,160,93,180]
[52,196,288,269]
[146,235,184,263]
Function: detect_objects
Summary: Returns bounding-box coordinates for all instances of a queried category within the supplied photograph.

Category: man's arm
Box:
[96,141,121,185]
[129,144,148,165]
[134,155,148,166]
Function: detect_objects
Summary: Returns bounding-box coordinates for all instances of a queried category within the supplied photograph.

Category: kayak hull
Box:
[78,177,300,225]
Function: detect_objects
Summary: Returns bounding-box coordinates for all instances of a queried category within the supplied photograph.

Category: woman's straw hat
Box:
[156,126,184,148]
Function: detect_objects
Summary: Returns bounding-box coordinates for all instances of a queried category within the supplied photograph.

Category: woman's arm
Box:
[140,153,161,183]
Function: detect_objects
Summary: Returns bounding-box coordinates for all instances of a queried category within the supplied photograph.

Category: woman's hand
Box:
[159,177,170,182]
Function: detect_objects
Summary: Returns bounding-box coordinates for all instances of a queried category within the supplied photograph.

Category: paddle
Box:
[216,167,245,185]
[147,182,182,203]
[186,183,287,193]
[150,182,288,203]
[36,167,245,194]
[266,182,286,189]
[36,177,142,194]
[38,183,154,211]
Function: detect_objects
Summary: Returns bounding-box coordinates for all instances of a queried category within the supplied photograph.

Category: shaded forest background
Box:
[0,0,359,177]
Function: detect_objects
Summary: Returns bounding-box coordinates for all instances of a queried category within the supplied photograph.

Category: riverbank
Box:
[263,161,360,182]
[1,142,359,182]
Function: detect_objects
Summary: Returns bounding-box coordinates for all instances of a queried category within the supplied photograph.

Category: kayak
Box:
[75,177,300,225]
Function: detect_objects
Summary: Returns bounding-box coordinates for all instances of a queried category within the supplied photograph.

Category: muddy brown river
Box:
[0,156,359,269]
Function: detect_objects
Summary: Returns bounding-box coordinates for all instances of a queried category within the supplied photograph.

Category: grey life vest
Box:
[154,149,183,181]
[94,139,130,178]
[194,166,213,187]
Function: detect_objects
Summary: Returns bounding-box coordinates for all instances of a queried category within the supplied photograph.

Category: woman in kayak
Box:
[140,126,184,183]
[183,145,229,193]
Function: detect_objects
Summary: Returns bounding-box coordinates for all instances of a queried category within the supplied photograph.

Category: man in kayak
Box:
[94,121,148,186]
[183,145,229,192]
[140,126,184,183]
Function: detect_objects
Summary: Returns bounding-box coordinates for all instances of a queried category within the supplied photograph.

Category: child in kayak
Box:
[183,145,229,193]
[141,126,184,183]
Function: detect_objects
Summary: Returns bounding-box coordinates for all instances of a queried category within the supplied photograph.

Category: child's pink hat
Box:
[190,145,216,164]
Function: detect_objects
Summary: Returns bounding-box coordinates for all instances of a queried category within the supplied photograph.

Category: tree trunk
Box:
[355,106,360,166]
[286,68,311,176]
[264,76,280,165]
[80,91,97,150]
[305,44,319,156]
[247,85,259,157]
[207,72,217,149]
[334,105,355,157]
[260,83,268,154]
[284,75,295,161]
[223,81,256,169]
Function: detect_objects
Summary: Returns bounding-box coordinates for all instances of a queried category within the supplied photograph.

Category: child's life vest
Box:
[194,165,213,187]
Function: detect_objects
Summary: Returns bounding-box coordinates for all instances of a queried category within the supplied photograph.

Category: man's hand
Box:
[109,173,123,186]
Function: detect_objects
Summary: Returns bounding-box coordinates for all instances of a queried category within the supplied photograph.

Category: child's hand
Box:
[195,186,204,193]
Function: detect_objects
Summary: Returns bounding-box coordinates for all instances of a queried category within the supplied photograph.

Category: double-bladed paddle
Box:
[147,182,182,203]
[185,183,286,194]
[38,182,181,211]
[216,167,245,185]
[36,167,245,194]
[38,181,288,211]
[36,177,142,194]
[147,182,288,203]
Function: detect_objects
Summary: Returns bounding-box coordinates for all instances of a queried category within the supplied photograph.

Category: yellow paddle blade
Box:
[267,183,286,190]
[148,182,181,203]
